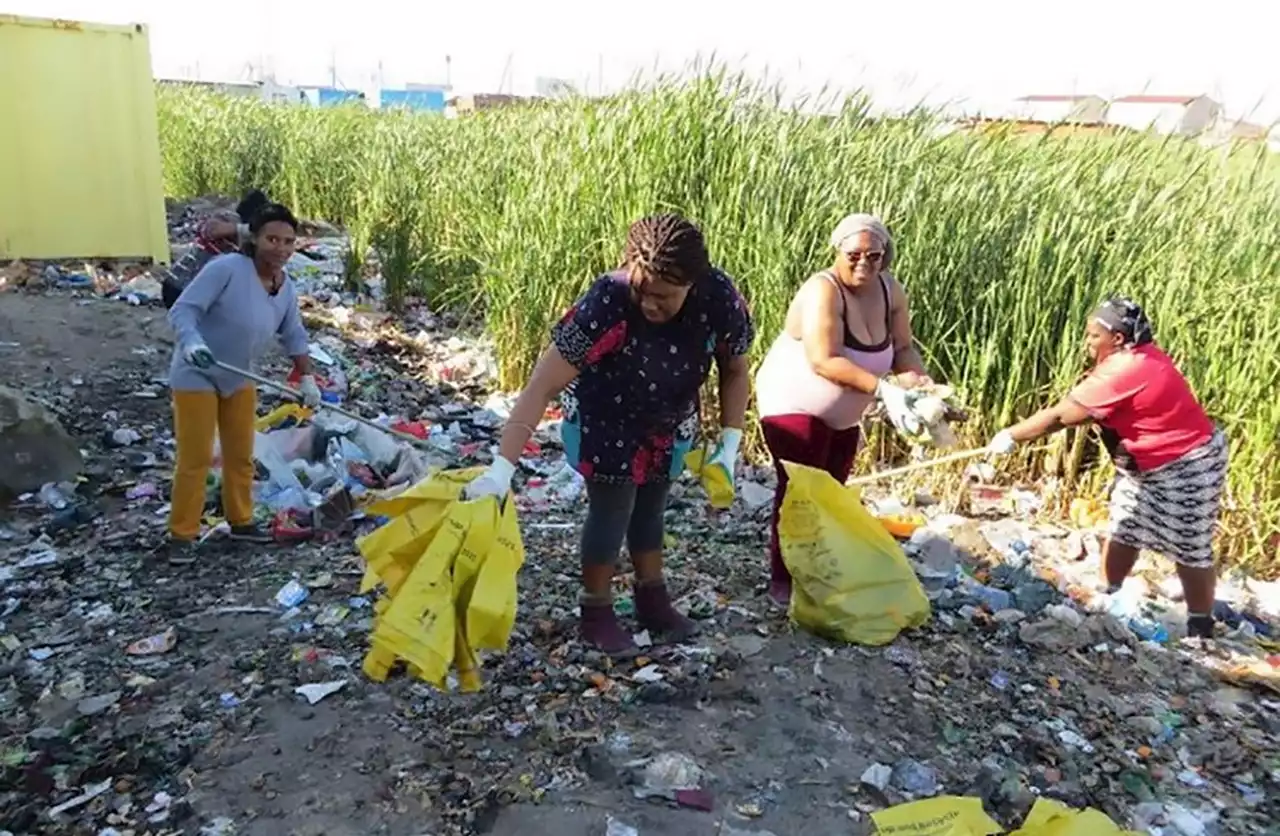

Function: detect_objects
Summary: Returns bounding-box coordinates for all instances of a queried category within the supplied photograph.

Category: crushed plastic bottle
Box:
[38,482,73,510]
[1106,590,1169,642]
[960,575,1012,611]
[606,816,639,836]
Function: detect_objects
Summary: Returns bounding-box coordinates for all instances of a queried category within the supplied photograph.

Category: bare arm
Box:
[716,353,750,430]
[887,277,928,377]
[800,279,881,394]
[1008,396,1091,442]
[496,344,580,464]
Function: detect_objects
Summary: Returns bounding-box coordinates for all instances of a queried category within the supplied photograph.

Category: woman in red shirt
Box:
[989,298,1227,639]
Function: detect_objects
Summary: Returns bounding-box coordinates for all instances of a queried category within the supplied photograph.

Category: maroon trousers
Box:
[761,414,862,586]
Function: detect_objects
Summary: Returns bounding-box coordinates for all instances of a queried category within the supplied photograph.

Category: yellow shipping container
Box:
[0,15,168,263]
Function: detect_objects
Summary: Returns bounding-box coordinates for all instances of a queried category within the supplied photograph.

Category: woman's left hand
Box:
[297,375,322,408]
[711,427,743,473]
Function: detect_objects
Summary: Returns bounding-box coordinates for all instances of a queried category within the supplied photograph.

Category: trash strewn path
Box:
[2,279,1278,836]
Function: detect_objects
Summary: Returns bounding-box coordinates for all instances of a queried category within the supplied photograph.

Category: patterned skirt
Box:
[1108,429,1228,568]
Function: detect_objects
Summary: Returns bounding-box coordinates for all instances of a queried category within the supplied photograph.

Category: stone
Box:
[0,386,82,495]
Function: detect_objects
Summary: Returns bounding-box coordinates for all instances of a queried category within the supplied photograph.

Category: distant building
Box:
[447,93,536,115]
[1200,118,1273,149]
[951,117,1131,138]
[535,76,577,99]
[158,78,261,98]
[300,86,367,107]
[1015,94,1109,124]
[1107,94,1222,136]
[157,78,302,104]
[379,86,446,113]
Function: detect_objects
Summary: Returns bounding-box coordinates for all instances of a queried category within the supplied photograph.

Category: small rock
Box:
[891,759,939,796]
[76,691,122,717]
[728,634,766,658]
[0,385,84,494]
[860,762,892,792]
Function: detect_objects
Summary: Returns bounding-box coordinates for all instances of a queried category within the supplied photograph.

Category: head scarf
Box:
[1092,296,1154,347]
[829,213,895,273]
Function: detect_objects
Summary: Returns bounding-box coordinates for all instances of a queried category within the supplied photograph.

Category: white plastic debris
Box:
[293,680,348,705]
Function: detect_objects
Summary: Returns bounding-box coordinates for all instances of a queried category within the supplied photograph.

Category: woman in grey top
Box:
[165,202,321,562]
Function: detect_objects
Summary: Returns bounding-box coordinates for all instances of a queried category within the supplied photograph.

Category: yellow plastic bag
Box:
[684,446,734,509]
[358,468,523,691]
[778,462,930,645]
[466,495,526,649]
[362,498,469,685]
[871,796,1002,835]
[1010,799,1143,835]
[254,403,313,432]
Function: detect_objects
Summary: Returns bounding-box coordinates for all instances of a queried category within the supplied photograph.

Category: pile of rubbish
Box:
[3,202,1279,835]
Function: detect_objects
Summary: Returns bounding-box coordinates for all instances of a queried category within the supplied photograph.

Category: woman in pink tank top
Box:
[754,214,932,605]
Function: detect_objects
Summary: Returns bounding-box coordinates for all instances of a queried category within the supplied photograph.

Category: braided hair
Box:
[622,214,711,287]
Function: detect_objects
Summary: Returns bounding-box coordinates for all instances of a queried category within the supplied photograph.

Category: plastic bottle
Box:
[1107,590,1169,642]
[38,483,72,510]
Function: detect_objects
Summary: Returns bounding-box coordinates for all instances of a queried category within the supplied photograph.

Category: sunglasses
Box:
[844,250,884,264]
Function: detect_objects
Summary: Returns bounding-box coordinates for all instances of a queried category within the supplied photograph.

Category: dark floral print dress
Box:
[553,269,754,485]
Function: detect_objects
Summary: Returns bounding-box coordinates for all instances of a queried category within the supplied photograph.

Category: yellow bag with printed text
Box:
[778,461,930,645]
[1010,799,1143,835]
[357,468,524,690]
[869,796,1143,835]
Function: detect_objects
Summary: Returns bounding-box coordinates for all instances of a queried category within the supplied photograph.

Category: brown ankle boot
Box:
[579,599,638,657]
[635,580,698,642]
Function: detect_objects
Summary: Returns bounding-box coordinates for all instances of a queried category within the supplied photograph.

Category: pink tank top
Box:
[755,272,896,431]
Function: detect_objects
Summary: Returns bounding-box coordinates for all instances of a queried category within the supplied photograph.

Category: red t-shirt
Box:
[1068,344,1213,471]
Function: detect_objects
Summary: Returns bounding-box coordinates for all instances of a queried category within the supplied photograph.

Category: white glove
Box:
[876,379,921,435]
[710,427,742,473]
[465,456,516,501]
[988,429,1018,455]
[297,375,322,408]
[183,341,215,369]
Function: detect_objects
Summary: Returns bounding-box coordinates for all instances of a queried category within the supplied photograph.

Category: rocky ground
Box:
[1,239,1279,836]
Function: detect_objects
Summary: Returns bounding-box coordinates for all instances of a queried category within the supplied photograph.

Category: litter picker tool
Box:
[844,446,993,487]
[213,360,434,451]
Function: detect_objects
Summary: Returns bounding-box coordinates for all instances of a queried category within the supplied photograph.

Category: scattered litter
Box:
[125,627,177,656]
[294,680,348,705]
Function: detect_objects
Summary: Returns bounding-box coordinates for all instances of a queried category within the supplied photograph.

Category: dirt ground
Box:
[1,291,1275,836]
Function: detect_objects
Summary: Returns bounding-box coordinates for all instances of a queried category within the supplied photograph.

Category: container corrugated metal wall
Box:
[0,15,168,263]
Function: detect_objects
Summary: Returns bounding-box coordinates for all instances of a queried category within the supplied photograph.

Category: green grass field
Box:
[154,76,1280,574]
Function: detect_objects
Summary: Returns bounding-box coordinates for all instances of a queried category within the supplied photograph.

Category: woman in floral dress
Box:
[469,214,754,656]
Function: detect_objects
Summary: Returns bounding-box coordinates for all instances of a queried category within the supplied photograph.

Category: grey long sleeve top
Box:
[167,253,310,395]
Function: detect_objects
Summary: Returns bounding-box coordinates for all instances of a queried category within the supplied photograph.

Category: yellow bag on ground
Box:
[684,446,734,509]
[870,796,1143,836]
[870,796,1002,835]
[255,403,313,432]
[778,462,930,645]
[1010,798,1142,835]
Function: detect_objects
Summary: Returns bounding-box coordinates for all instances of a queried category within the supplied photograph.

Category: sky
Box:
[8,0,1280,124]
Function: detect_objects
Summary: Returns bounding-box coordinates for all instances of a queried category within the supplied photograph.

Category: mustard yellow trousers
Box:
[169,388,256,540]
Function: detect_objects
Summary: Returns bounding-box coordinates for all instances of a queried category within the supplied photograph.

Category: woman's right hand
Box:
[465,456,516,501]
[183,341,215,369]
